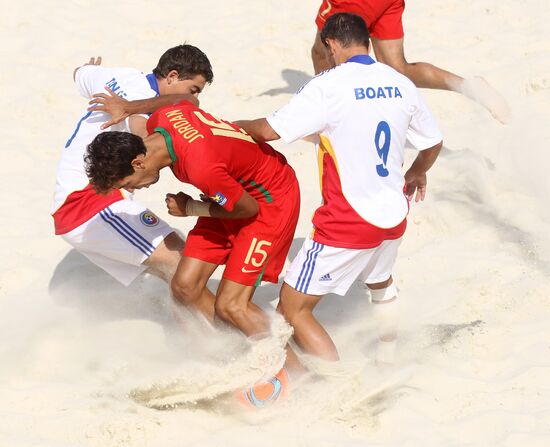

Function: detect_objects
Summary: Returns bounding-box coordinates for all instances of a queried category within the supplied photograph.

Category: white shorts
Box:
[61,200,174,286]
[284,235,402,296]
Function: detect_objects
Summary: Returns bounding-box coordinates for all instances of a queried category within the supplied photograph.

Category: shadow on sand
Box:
[49,237,369,330]
[259,69,312,96]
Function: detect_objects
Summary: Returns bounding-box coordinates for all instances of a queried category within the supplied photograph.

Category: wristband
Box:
[185,199,212,217]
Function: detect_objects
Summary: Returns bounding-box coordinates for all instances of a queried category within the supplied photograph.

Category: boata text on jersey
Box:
[354,86,403,100]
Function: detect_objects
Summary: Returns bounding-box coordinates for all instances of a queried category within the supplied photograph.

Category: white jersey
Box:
[267,55,442,242]
[52,65,158,213]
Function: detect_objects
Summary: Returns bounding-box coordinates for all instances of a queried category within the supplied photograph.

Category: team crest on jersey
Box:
[140,211,159,227]
[210,192,228,206]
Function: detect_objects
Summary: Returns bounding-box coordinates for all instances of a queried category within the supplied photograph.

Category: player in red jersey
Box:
[84,101,300,403]
[312,1,511,123]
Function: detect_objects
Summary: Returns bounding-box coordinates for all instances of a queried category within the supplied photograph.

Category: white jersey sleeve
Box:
[75,65,154,103]
[74,65,105,99]
[53,67,158,213]
[407,90,443,150]
[123,77,158,102]
[267,78,327,143]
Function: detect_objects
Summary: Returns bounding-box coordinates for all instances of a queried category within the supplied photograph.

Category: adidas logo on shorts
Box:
[319,273,332,281]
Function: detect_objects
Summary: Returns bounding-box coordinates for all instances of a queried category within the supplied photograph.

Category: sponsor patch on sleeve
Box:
[210,192,228,206]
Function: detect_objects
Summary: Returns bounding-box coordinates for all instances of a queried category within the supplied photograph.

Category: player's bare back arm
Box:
[234,118,280,143]
[88,87,199,130]
[404,141,443,202]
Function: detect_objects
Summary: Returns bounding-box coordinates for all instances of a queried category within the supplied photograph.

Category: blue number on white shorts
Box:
[375,121,391,177]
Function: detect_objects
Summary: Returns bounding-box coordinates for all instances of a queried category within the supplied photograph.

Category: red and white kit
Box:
[52,66,173,285]
[268,54,442,294]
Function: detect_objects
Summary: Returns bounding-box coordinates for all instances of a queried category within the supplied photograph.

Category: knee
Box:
[171,274,201,305]
[386,58,408,75]
[164,231,185,252]
[214,295,244,323]
[277,297,304,326]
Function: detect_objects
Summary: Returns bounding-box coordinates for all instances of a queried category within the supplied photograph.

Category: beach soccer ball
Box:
[236,368,289,408]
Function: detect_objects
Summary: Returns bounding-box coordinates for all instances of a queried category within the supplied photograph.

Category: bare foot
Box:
[459,76,512,124]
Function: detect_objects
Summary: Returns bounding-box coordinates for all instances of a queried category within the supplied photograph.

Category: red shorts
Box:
[315,0,405,40]
[183,183,300,287]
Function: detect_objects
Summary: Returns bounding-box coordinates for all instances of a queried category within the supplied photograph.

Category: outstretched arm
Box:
[234,118,280,143]
[404,141,442,202]
[88,87,199,130]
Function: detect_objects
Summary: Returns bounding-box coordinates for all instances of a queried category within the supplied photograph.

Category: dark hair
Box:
[152,44,213,84]
[85,131,146,194]
[320,13,370,49]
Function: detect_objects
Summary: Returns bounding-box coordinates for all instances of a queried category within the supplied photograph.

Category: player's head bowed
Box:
[153,44,214,84]
[320,12,370,49]
[85,131,146,194]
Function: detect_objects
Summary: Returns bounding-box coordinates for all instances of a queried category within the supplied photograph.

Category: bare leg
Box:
[278,282,338,361]
[372,37,511,123]
[214,279,308,380]
[171,256,218,321]
[143,231,184,282]
[271,300,307,375]
[372,37,463,90]
[214,279,269,336]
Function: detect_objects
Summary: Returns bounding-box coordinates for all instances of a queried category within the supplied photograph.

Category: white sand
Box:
[1,0,549,445]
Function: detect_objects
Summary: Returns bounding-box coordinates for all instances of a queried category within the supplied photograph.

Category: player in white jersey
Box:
[237,13,443,371]
[52,45,213,286]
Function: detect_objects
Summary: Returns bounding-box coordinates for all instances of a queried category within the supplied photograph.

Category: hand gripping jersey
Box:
[146,102,297,211]
[267,55,442,249]
[52,65,159,234]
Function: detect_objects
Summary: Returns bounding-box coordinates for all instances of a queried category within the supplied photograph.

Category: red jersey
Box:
[315,0,405,40]
[146,102,296,210]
